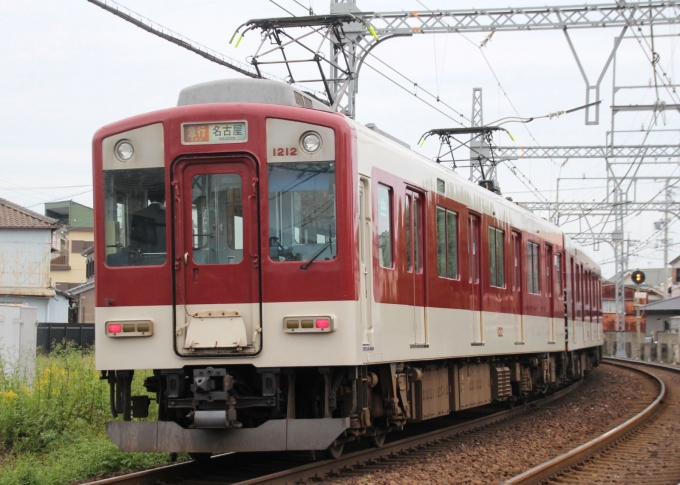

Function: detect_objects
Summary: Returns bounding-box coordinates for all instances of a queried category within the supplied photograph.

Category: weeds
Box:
[0,344,171,484]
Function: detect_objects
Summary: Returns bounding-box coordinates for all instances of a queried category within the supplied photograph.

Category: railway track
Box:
[80,360,671,485]
[501,358,680,485]
[81,379,583,485]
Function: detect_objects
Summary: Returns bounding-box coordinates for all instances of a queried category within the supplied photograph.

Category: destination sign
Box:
[182,121,248,144]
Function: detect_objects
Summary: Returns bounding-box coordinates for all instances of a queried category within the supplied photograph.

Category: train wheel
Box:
[324,440,344,459]
[368,432,386,448]
[189,452,212,462]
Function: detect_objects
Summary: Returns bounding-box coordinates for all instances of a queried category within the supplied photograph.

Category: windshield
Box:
[268,162,336,263]
[103,168,166,267]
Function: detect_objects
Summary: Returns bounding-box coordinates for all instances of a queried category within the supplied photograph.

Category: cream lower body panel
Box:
[96,301,362,370]
[567,318,604,351]
[96,302,603,371]
[362,303,572,363]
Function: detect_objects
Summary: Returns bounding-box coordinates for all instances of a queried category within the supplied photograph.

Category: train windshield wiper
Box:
[300,238,332,270]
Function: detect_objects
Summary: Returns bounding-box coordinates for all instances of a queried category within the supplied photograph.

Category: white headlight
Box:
[114,140,134,162]
[300,131,322,154]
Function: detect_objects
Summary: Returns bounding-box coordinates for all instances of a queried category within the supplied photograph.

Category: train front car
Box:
[95,78,603,459]
[94,79,360,456]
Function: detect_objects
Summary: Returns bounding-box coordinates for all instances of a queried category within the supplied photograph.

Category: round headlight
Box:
[300,131,322,154]
[114,140,134,162]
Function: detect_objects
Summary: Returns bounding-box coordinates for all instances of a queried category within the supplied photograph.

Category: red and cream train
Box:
[94,79,602,458]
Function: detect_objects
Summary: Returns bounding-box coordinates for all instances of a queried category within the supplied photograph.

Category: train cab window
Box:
[268,162,336,263]
[555,253,563,298]
[191,173,243,265]
[488,227,505,288]
[103,167,167,267]
[436,207,458,279]
[528,242,540,294]
[377,184,393,268]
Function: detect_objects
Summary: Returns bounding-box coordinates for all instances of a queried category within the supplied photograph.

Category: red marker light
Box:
[315,319,329,329]
[108,323,122,334]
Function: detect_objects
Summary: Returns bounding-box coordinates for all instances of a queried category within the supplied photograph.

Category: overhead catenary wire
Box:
[619,0,680,106]
[267,0,470,125]
[410,1,556,203]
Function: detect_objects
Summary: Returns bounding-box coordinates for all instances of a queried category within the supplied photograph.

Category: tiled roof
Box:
[0,197,61,229]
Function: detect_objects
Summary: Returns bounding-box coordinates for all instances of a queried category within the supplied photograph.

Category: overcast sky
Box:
[1,0,678,277]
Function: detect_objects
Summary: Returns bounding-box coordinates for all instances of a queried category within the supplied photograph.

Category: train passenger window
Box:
[555,253,563,298]
[191,173,243,265]
[527,242,540,294]
[488,227,505,288]
[268,162,336,263]
[103,168,167,267]
[436,207,458,279]
[377,184,393,268]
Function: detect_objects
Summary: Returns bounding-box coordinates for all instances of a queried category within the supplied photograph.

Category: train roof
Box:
[177,79,330,111]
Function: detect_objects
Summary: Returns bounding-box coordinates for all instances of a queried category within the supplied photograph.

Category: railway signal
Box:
[631,270,646,285]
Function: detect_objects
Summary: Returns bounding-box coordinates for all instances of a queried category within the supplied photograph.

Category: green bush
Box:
[0,344,171,484]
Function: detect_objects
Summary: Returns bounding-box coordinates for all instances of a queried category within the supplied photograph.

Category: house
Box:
[45,200,94,292]
[0,197,66,323]
[669,254,680,299]
[602,284,644,333]
[67,245,95,323]
[644,295,680,337]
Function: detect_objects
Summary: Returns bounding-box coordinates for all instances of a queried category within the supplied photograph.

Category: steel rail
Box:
[499,358,669,485]
[232,380,582,485]
[79,380,583,485]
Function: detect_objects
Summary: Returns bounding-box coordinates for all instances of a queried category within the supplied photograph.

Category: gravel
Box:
[323,365,656,485]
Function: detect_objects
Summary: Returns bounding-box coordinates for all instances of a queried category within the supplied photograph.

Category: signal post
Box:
[632,270,645,360]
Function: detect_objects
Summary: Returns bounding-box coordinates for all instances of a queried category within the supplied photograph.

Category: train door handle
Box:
[184,252,188,264]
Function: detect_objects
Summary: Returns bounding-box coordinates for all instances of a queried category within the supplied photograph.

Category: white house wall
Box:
[0,229,55,297]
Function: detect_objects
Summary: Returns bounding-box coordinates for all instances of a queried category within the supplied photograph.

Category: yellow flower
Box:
[2,390,17,403]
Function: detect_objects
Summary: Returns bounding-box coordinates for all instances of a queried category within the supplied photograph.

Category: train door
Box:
[546,244,555,343]
[406,189,427,346]
[172,157,260,354]
[512,231,524,343]
[468,214,483,344]
[359,178,373,347]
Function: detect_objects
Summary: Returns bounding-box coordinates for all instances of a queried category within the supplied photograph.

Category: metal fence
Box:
[37,323,95,353]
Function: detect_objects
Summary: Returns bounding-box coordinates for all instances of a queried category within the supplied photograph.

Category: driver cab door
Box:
[173,156,261,355]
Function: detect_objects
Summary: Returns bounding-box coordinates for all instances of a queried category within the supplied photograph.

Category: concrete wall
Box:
[605,330,680,363]
[0,304,38,379]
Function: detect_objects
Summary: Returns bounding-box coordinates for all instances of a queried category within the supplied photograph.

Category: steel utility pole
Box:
[613,190,627,357]
[469,88,498,189]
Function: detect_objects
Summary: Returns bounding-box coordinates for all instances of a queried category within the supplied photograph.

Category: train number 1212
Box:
[272,147,297,156]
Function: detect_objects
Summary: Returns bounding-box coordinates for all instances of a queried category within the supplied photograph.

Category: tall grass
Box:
[0,344,176,485]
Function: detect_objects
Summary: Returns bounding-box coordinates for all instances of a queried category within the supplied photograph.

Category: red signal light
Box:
[108,323,122,334]
[315,319,330,329]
